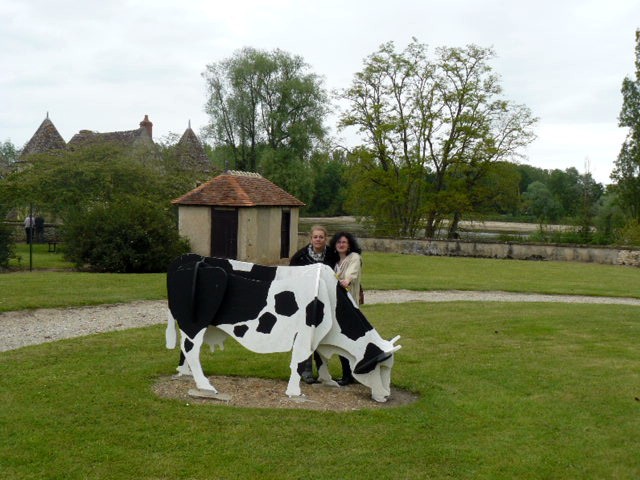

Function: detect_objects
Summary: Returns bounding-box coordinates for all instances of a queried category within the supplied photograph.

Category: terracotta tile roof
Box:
[172,171,305,207]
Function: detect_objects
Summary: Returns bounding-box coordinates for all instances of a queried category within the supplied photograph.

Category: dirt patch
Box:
[153,375,419,411]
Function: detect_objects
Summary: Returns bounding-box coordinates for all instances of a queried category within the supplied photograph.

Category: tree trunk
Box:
[447,212,461,239]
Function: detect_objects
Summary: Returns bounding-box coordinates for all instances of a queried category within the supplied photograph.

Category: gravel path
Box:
[2,290,639,352]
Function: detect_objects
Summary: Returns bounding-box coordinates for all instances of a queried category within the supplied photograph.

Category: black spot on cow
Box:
[234,324,249,338]
[275,290,298,316]
[305,298,325,327]
[184,338,194,353]
[353,342,392,374]
[166,256,228,339]
[215,274,270,325]
[335,285,373,340]
[257,312,277,334]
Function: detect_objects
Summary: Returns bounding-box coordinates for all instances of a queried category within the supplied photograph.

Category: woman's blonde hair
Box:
[309,225,328,237]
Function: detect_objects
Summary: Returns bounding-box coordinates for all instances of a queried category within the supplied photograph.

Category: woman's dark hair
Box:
[329,231,362,255]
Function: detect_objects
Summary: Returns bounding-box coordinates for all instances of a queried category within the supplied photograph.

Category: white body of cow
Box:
[165,257,401,402]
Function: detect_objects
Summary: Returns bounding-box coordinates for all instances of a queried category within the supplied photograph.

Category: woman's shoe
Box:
[302,372,318,384]
[337,376,354,386]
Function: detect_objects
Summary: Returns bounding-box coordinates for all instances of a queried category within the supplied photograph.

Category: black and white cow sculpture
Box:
[165,254,401,402]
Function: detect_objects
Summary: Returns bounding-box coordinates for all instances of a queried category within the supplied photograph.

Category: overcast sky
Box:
[1,0,638,184]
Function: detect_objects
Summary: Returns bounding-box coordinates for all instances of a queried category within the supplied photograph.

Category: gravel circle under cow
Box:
[3,289,639,411]
[153,374,419,411]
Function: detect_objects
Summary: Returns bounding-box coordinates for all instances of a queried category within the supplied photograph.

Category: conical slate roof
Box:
[175,124,212,172]
[172,171,304,207]
[21,115,66,157]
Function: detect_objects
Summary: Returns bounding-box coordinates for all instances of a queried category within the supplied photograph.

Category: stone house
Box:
[172,171,304,264]
[20,114,213,174]
[20,113,66,157]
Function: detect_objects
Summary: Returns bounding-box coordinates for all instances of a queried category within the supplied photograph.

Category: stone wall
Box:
[5,222,60,243]
[298,234,640,267]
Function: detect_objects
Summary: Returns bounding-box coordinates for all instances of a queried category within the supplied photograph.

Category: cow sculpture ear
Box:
[353,344,393,375]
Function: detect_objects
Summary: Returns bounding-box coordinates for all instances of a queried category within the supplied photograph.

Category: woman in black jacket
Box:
[289,225,337,383]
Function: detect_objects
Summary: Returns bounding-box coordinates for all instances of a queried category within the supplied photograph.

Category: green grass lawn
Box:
[364,252,640,298]
[1,253,640,478]
[8,242,74,271]
[1,302,639,479]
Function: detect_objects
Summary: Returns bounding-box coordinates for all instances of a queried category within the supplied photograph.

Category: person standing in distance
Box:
[289,225,338,383]
[24,214,35,243]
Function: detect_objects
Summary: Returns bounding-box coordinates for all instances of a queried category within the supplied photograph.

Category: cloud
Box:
[1,0,638,186]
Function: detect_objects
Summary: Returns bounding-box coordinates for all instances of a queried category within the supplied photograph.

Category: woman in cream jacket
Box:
[329,231,363,385]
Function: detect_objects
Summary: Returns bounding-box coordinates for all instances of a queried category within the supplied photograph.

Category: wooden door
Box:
[211,208,238,259]
[280,210,291,259]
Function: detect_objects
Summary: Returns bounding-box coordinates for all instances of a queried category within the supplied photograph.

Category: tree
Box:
[0,140,19,180]
[593,190,626,244]
[202,47,328,201]
[611,29,640,222]
[0,143,195,222]
[0,142,197,272]
[463,161,522,217]
[522,181,562,228]
[306,150,348,216]
[0,203,13,269]
[338,39,536,238]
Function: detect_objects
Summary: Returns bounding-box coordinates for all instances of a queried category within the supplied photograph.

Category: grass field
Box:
[1,301,639,479]
[8,242,74,271]
[1,254,640,478]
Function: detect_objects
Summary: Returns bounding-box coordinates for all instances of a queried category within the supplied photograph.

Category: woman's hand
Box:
[339,279,351,288]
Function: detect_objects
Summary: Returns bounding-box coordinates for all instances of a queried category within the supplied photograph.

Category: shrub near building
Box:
[0,208,14,270]
[62,197,189,273]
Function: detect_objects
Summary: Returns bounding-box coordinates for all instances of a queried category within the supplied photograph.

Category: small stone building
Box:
[172,171,304,264]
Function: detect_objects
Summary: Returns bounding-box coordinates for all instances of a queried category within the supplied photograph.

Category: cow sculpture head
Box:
[166,254,401,403]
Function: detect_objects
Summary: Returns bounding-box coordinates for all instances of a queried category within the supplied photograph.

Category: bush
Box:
[616,219,640,246]
[62,197,190,273]
[0,217,14,269]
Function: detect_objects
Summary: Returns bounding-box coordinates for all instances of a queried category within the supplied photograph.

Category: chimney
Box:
[139,115,153,139]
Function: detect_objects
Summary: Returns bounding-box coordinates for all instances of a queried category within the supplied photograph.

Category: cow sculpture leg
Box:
[180,328,218,393]
[356,363,392,403]
[315,353,339,387]
[287,331,324,397]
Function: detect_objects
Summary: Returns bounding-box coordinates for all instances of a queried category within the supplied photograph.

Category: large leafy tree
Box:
[339,39,537,238]
[522,181,562,227]
[202,47,328,202]
[611,29,640,222]
[306,150,348,216]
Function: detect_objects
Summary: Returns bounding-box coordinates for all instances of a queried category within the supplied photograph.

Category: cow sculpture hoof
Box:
[319,379,340,388]
[188,389,232,402]
[372,395,389,403]
[288,395,317,404]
